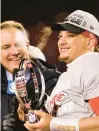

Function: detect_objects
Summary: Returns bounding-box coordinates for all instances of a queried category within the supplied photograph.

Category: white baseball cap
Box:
[51,10,99,37]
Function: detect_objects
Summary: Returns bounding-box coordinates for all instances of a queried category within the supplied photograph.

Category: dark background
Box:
[2,0,99,72]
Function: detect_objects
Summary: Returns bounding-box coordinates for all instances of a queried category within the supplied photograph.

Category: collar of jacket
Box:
[1,64,8,93]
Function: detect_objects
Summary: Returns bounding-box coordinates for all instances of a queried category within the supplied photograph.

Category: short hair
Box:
[95,40,99,52]
[0,20,29,43]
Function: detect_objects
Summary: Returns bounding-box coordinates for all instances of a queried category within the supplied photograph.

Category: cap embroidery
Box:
[90,25,94,30]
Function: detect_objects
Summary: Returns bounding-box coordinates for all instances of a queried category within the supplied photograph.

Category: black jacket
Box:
[1,59,61,131]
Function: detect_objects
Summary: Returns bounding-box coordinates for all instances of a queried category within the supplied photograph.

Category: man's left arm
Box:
[23,110,99,131]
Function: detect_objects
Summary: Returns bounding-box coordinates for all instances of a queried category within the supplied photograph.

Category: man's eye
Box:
[58,35,62,39]
[16,42,26,47]
[67,33,78,37]
[2,45,10,49]
[68,34,76,37]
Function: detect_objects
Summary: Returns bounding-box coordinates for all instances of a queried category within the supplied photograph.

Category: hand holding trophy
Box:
[13,58,46,123]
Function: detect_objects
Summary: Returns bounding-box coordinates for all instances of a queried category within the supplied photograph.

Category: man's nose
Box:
[10,46,20,54]
[58,38,67,46]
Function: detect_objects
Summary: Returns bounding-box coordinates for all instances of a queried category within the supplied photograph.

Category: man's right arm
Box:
[79,116,99,131]
[50,116,99,131]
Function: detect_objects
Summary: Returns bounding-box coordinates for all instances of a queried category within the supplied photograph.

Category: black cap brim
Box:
[51,23,84,34]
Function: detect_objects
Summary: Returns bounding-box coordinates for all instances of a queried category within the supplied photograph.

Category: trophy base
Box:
[26,112,39,123]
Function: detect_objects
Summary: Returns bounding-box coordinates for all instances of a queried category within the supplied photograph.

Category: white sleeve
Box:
[28,45,46,61]
[50,117,79,131]
[82,59,99,100]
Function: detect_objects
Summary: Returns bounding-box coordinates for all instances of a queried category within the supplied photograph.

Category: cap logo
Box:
[65,16,83,26]
[90,25,94,30]
[73,13,84,19]
[82,21,87,27]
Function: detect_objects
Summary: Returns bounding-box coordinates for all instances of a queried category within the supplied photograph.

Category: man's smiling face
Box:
[0,27,29,73]
[58,31,88,63]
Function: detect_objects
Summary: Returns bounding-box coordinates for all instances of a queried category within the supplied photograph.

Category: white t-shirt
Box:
[46,52,99,119]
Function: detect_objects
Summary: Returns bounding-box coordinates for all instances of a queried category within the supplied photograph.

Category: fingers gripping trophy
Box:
[13,58,46,123]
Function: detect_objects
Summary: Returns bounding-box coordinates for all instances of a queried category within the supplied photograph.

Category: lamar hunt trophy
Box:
[13,58,46,123]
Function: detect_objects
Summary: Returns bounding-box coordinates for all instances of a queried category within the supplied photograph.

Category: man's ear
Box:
[86,37,95,51]
[26,43,29,49]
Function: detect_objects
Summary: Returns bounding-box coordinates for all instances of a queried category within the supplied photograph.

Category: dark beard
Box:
[58,55,68,62]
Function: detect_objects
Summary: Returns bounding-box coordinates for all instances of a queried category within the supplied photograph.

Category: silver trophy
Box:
[13,58,45,123]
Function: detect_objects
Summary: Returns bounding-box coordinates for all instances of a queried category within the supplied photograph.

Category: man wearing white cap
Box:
[19,10,99,131]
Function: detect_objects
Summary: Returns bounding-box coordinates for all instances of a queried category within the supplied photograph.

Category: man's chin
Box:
[58,55,68,62]
[10,65,19,72]
[10,60,20,66]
